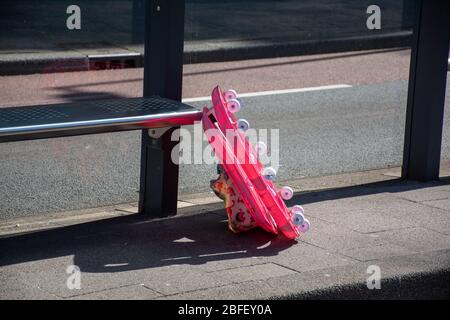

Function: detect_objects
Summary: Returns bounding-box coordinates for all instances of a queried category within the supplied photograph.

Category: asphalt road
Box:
[0,0,413,51]
[1,79,449,218]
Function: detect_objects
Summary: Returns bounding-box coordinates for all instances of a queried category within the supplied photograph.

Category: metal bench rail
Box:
[0,97,202,142]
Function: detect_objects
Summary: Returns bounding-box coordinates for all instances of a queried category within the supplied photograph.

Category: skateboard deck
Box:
[203,86,310,239]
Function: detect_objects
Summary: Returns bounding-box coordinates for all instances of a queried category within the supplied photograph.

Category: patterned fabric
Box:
[210,171,257,233]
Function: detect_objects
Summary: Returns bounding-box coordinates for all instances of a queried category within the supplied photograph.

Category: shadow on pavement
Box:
[1,176,449,273]
[0,211,295,273]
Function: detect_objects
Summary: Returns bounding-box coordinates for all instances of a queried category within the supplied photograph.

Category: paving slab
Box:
[1,174,450,299]
[312,209,414,234]
[265,241,355,273]
[340,243,417,262]
[421,199,450,212]
[70,284,161,300]
[392,186,450,203]
[208,263,297,284]
[299,217,387,253]
[380,205,450,236]
[0,273,63,300]
[139,267,232,296]
[166,250,450,299]
[374,227,450,252]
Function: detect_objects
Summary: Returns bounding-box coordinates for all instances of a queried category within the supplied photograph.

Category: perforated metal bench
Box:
[0,97,203,218]
[0,97,202,142]
[0,0,193,219]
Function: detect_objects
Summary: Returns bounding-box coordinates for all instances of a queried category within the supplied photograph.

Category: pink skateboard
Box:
[202,86,310,239]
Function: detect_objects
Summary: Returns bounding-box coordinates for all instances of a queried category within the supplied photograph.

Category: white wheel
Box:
[224,89,238,101]
[255,141,267,156]
[292,211,305,226]
[237,119,250,131]
[226,99,241,113]
[299,218,310,233]
[291,205,304,215]
[262,167,276,180]
[280,186,294,200]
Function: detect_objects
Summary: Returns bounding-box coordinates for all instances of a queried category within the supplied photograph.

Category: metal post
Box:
[401,0,418,31]
[132,0,145,44]
[401,0,450,181]
[139,0,185,217]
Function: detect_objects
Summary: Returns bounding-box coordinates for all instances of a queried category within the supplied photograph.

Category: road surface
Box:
[1,49,449,218]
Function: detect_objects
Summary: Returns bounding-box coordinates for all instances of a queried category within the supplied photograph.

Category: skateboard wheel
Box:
[237,119,250,131]
[262,167,277,180]
[291,205,304,215]
[299,218,310,233]
[255,141,267,155]
[224,89,238,101]
[226,99,241,113]
[292,211,305,226]
[280,186,294,200]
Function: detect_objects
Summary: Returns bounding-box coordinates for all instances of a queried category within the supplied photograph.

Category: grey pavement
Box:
[1,79,449,219]
[1,165,450,299]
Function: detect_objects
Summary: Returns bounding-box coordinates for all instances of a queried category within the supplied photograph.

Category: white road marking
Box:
[198,250,247,257]
[182,84,352,103]
[104,263,129,267]
[160,256,192,261]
